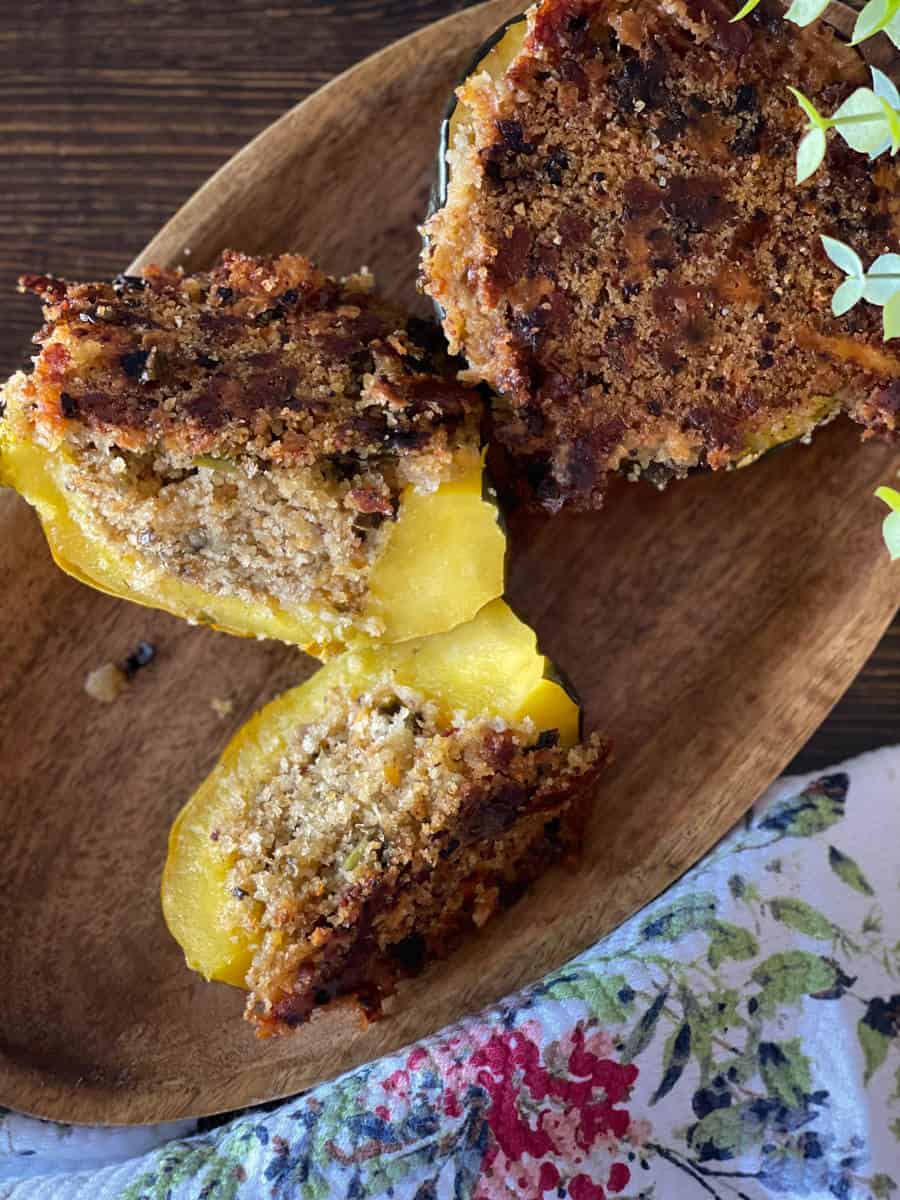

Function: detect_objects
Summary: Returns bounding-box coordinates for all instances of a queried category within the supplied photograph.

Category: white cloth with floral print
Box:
[2,745,899,1200]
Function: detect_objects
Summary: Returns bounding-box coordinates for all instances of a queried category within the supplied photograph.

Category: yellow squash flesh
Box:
[0,407,504,656]
[161,598,580,988]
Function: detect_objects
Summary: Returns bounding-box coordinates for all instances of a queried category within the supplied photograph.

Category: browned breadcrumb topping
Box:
[220,682,607,1035]
[422,0,900,510]
[20,252,475,464]
[7,253,483,620]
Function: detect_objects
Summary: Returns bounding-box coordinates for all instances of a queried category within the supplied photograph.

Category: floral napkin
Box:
[2,745,899,1200]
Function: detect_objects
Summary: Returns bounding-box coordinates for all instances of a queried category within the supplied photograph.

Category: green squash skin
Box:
[544,660,584,741]
[500,593,584,741]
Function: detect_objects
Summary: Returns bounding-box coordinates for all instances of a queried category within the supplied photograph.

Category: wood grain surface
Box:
[0,0,898,1126]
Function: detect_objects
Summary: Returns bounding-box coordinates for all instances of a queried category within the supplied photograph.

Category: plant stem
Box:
[648,1142,762,1198]
[647,1143,723,1197]
[826,112,899,128]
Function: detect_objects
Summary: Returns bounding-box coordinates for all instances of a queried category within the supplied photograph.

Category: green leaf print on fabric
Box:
[829,844,876,895]
[768,897,835,939]
[622,989,669,1062]
[758,1039,813,1106]
[859,995,900,1082]
[119,1132,253,1200]
[638,893,718,942]
[707,921,759,968]
[860,1019,893,1082]
[650,1022,692,1105]
[687,1101,768,1162]
[757,773,846,837]
[544,972,632,1023]
[751,951,838,1016]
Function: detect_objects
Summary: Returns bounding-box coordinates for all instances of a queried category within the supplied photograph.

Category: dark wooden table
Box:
[2,0,897,771]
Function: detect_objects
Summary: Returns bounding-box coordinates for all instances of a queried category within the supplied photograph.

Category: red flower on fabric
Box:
[464,1022,639,1199]
[607,1162,631,1193]
[472,1031,557,1160]
[569,1175,606,1200]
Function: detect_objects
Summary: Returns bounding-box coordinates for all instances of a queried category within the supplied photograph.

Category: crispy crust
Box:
[422,0,900,510]
[18,252,475,466]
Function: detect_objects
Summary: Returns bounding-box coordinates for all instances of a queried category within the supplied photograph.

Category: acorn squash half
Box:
[162,598,584,995]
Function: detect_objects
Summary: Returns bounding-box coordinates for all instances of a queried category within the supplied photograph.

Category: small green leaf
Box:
[884,290,900,340]
[833,88,893,155]
[829,845,875,895]
[873,66,900,109]
[622,988,668,1063]
[751,951,837,1016]
[858,1018,890,1082]
[706,988,743,1035]
[708,921,759,969]
[870,69,900,155]
[796,127,827,182]
[651,1021,692,1105]
[769,897,835,940]
[862,253,900,305]
[731,0,763,19]
[788,86,827,128]
[784,0,831,24]
[887,9,900,46]
[832,276,865,316]
[876,485,900,512]
[821,235,865,278]
[758,1039,813,1106]
[879,96,900,152]
[852,0,900,43]
[882,509,900,560]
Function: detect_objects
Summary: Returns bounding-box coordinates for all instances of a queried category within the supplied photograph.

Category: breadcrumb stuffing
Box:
[218,680,608,1034]
[84,662,126,703]
[422,0,900,510]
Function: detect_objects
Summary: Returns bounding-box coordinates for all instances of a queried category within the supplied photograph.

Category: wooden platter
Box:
[0,0,897,1126]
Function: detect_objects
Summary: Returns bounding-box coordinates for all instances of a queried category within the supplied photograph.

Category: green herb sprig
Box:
[789,70,900,182]
[731,2,899,561]
[820,235,900,337]
[875,486,900,558]
[732,0,900,46]
[731,3,900,351]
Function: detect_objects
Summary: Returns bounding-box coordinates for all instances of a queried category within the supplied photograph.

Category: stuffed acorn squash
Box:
[422,0,900,511]
[0,253,504,656]
[161,598,608,1035]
